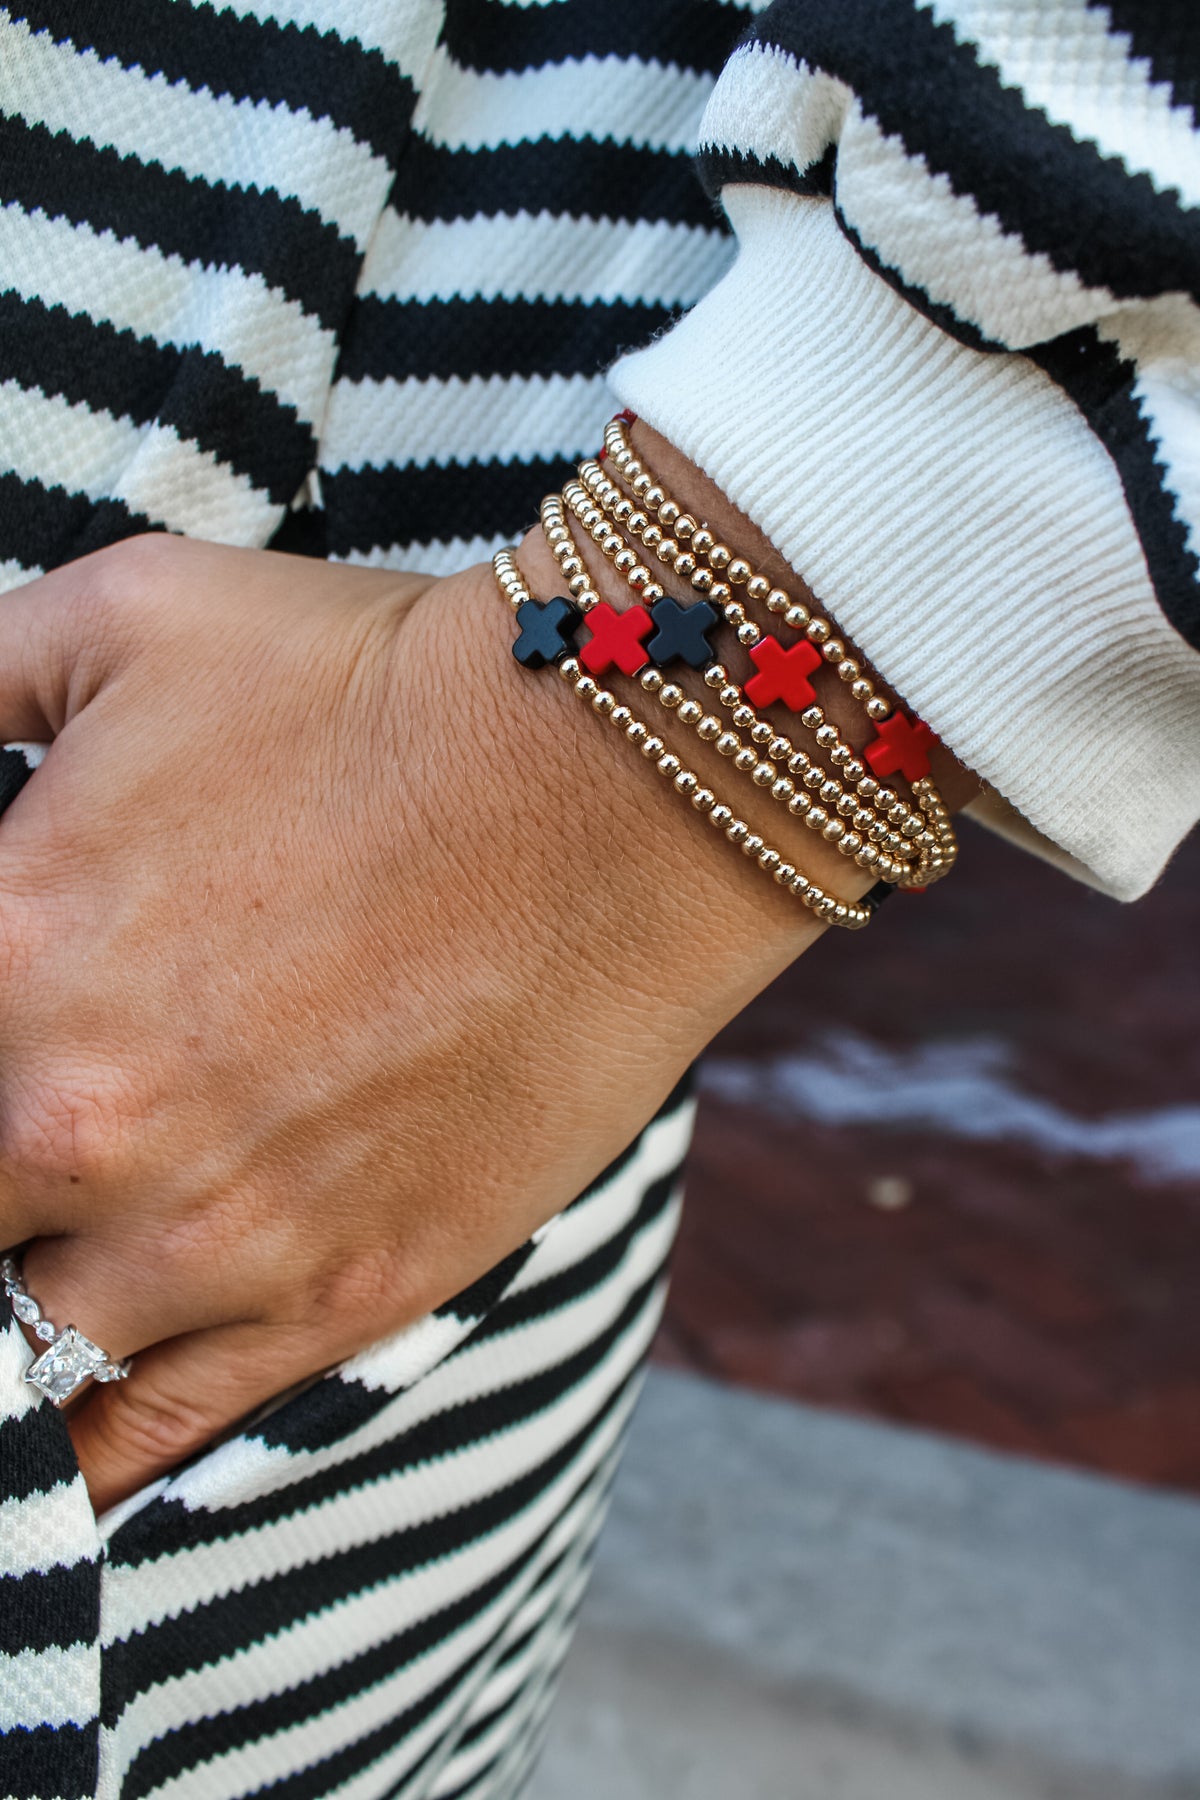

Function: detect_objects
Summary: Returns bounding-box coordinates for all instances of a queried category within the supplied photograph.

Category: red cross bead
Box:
[865,712,938,784]
[743,635,823,713]
[578,601,653,676]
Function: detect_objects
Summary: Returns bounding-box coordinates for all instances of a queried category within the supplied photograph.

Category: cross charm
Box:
[512,596,583,668]
[647,596,720,669]
[579,601,654,676]
[743,635,822,712]
[865,713,937,784]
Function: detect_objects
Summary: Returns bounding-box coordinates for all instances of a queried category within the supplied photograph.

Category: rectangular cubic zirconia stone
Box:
[25,1327,109,1403]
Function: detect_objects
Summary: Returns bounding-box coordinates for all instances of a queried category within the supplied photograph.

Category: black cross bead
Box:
[647,595,720,669]
[512,595,583,668]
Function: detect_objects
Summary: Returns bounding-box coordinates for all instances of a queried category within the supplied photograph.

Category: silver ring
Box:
[2,1253,131,1405]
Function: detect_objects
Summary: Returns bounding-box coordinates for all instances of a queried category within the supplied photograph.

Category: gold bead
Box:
[737,621,761,647]
[752,761,776,787]
[643,523,663,549]
[644,485,665,510]
[674,769,697,796]
[819,779,841,804]
[727,558,751,585]
[709,581,732,606]
[613,499,633,525]
[602,533,623,557]
[723,600,747,628]
[630,565,652,589]
[733,746,758,772]
[859,776,879,798]
[766,588,790,614]
[642,734,665,759]
[559,656,581,680]
[867,696,892,720]
[546,524,569,546]
[692,786,715,812]
[675,513,697,539]
[709,803,733,828]
[788,791,811,815]
[801,705,824,729]
[787,750,810,775]
[742,833,764,858]
[659,683,684,709]
[790,871,810,895]
[769,735,792,761]
[746,574,771,603]
[720,685,741,708]
[628,511,648,534]
[691,567,714,593]
[758,847,780,873]
[677,698,703,725]
[578,589,599,610]
[807,806,828,829]
[750,720,773,745]
[830,743,851,765]
[624,459,643,482]
[575,674,597,699]
[784,604,810,630]
[692,527,714,555]
[877,788,896,810]
[627,720,647,745]
[703,662,727,687]
[657,752,681,778]
[568,572,590,596]
[823,818,845,842]
[726,820,748,844]
[732,704,755,729]
[590,520,610,544]
[842,832,862,853]
[632,473,651,498]
[815,724,839,749]
[856,844,879,867]
[774,862,795,885]
[806,618,831,643]
[823,639,845,663]
[657,538,678,565]
[593,689,614,714]
[837,793,858,817]
[611,704,632,729]
[709,542,732,569]
[772,777,795,802]
[716,732,740,757]
[643,582,664,603]
[851,678,874,703]
[659,501,679,527]
[888,801,907,823]
[560,554,583,577]
[673,551,697,579]
[640,667,664,691]
[837,659,860,684]
[697,714,721,741]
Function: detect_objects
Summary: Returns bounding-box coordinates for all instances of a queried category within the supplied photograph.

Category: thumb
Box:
[0,537,153,739]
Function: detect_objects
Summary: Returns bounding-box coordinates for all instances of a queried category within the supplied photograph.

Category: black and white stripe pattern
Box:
[2,2,1196,1794]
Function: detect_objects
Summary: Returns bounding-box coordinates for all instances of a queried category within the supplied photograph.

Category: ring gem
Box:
[26,1327,112,1404]
[12,1292,39,1325]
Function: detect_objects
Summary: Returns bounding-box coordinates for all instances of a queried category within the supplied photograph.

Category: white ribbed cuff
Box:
[610,189,1200,900]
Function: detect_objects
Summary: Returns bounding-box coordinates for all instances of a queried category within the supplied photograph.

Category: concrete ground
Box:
[527,1369,1200,1800]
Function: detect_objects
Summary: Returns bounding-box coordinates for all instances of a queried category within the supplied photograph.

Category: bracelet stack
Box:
[493,414,957,930]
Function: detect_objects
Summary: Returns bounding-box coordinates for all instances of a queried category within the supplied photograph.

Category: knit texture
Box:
[614,2,1200,898]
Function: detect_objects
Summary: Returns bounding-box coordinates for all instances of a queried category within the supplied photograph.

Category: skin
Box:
[0,424,975,1513]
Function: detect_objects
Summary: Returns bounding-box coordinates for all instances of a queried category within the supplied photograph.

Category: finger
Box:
[0,539,152,740]
[67,1321,323,1514]
[15,1231,246,1367]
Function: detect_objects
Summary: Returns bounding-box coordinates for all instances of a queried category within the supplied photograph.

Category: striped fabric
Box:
[0,3,1194,1797]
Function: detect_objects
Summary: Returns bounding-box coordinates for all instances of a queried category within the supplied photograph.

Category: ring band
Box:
[2,1254,131,1404]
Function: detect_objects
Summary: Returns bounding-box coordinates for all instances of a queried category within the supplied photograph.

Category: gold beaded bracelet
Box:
[587,423,957,884]
[493,547,877,930]
[551,482,955,888]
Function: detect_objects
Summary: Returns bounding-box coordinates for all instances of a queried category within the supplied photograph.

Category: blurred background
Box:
[531,822,1200,1799]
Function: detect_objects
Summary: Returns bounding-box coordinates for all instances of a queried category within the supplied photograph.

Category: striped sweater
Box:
[0,5,1196,1799]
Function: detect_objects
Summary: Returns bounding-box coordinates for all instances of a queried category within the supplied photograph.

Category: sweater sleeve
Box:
[609,0,1200,900]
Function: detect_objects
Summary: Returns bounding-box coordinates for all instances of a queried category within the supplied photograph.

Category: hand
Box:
[0,533,806,1512]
